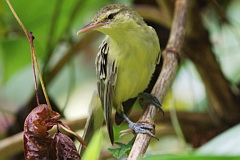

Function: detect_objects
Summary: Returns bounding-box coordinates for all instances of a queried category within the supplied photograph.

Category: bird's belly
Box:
[113,53,156,106]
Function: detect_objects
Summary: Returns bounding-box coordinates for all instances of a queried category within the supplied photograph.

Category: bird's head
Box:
[77,4,143,36]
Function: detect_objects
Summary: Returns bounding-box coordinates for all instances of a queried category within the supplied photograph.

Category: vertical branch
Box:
[128,0,189,159]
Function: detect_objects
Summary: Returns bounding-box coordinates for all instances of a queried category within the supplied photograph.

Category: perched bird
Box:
[77,4,161,144]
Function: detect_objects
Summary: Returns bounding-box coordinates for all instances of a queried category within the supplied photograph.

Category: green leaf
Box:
[108,137,135,158]
[82,130,103,160]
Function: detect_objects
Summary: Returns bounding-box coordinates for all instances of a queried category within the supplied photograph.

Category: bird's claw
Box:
[138,93,164,115]
[120,122,159,140]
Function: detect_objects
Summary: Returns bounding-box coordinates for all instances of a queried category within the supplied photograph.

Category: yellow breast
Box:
[107,26,160,108]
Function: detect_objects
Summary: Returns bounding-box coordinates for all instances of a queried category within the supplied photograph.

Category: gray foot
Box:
[120,113,159,140]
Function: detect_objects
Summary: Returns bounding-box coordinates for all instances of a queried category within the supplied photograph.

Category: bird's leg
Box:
[119,112,159,140]
[120,93,163,139]
[138,93,164,115]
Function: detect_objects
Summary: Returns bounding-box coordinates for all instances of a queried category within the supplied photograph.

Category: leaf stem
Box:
[6,0,52,110]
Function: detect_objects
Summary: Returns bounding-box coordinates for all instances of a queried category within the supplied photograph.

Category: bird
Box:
[77,4,161,144]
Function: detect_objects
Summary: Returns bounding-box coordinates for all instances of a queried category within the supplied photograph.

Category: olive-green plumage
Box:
[77,4,160,144]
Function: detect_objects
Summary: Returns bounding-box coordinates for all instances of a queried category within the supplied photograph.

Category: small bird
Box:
[77,4,161,144]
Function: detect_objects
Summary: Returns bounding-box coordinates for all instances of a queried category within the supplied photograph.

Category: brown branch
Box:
[128,0,189,159]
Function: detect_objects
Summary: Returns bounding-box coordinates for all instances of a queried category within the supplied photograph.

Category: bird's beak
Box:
[77,22,108,35]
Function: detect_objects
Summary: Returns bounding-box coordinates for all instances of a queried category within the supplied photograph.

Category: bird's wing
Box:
[96,39,117,144]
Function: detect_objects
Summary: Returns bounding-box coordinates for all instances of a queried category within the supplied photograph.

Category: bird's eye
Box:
[107,13,116,20]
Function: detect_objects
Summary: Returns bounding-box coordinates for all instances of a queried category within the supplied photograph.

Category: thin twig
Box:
[29,32,39,105]
[58,121,87,148]
[128,0,189,159]
[6,0,52,110]
[30,34,52,110]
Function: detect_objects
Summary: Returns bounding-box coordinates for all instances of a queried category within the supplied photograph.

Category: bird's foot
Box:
[138,93,164,115]
[120,121,159,140]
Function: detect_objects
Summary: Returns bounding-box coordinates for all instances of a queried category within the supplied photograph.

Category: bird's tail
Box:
[106,110,114,144]
[104,89,114,144]
[79,89,104,156]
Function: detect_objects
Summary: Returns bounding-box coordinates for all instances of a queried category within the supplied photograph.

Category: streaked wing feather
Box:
[96,39,117,144]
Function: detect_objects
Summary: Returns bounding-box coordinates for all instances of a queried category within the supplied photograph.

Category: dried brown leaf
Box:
[51,132,81,160]
[23,104,60,159]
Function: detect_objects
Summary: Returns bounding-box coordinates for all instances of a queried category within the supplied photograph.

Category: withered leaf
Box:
[50,132,80,160]
[23,104,61,160]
